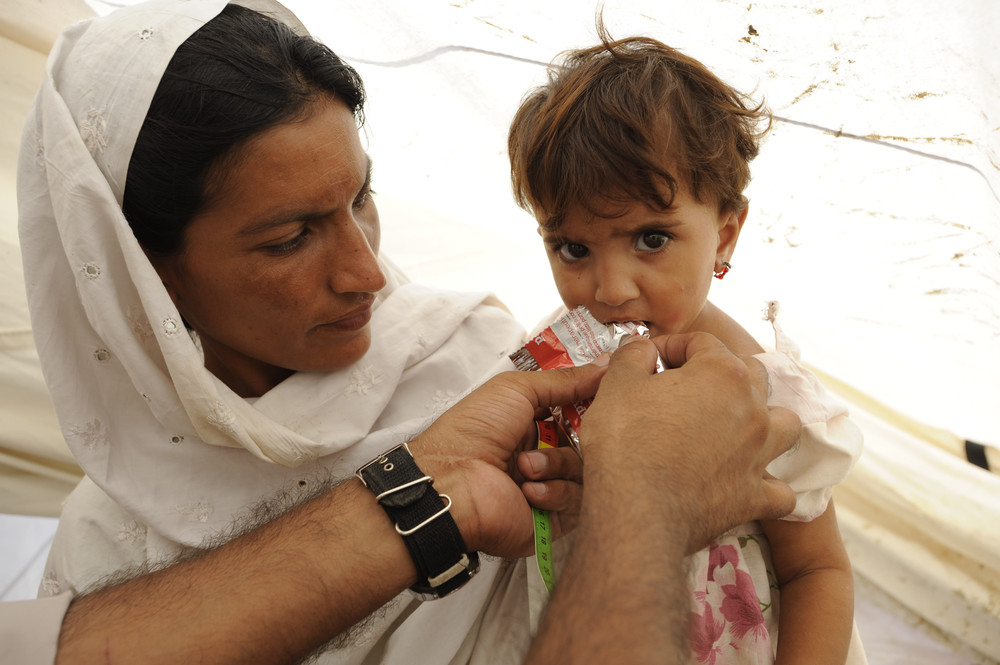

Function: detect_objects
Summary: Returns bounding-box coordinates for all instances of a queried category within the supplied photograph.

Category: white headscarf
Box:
[19,1,530,662]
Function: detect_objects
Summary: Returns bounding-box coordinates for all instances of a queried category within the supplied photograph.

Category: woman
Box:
[19,1,540,662]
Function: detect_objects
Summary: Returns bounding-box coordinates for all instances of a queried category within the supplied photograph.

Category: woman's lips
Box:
[316,306,372,332]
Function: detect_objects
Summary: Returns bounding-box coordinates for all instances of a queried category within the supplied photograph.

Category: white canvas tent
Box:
[1,0,998,662]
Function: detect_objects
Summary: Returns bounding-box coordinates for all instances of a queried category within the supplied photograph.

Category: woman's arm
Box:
[762,500,854,665]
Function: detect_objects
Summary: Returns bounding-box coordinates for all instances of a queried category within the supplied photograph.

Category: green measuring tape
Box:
[532,420,559,593]
[533,506,556,592]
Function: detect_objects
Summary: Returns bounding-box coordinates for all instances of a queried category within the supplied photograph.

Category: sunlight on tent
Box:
[1,1,997,662]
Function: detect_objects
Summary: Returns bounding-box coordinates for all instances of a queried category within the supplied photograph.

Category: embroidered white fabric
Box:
[18,1,532,662]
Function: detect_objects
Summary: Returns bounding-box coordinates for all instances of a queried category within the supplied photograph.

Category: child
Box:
[508,30,865,665]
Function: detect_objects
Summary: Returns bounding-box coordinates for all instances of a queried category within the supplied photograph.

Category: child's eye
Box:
[557,243,589,262]
[636,232,670,252]
[265,228,311,255]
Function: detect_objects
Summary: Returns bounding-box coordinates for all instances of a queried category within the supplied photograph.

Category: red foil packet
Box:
[510,306,649,450]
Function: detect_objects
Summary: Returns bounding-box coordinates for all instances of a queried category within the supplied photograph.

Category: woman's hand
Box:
[407,360,608,558]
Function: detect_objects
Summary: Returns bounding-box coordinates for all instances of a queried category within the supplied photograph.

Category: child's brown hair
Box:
[508,27,770,229]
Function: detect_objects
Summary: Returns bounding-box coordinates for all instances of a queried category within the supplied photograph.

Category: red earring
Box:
[714,261,732,280]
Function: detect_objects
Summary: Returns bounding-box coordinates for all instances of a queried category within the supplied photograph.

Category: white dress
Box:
[686,323,865,665]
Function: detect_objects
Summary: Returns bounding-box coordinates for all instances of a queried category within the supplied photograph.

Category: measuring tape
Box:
[532,420,559,593]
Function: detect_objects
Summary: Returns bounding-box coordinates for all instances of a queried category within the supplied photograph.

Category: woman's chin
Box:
[304,330,373,372]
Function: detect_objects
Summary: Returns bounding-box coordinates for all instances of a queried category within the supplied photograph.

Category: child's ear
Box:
[716,200,748,264]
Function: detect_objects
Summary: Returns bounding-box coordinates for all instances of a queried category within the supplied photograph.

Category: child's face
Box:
[539,185,744,336]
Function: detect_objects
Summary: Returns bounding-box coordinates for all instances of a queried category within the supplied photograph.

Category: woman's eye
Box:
[557,243,589,262]
[353,187,373,210]
[636,232,669,252]
[265,228,310,255]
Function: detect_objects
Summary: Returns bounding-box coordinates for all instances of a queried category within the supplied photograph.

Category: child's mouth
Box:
[603,318,651,327]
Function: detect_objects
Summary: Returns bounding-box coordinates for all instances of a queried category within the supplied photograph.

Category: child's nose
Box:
[593,265,639,307]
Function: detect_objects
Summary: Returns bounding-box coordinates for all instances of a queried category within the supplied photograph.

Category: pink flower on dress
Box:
[690,602,726,665]
[720,568,768,642]
[707,543,740,582]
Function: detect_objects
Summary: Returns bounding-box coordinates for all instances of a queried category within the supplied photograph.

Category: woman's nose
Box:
[328,219,386,294]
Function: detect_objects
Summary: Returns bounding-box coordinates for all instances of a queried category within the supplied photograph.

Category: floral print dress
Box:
[524,310,864,664]
[688,522,779,664]
[686,314,865,664]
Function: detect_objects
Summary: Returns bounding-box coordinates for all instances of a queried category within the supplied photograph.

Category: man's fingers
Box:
[651,332,770,403]
[521,479,582,513]
[512,359,609,410]
[742,355,771,400]
[653,331,729,369]
[756,475,797,521]
[598,337,661,390]
[517,446,583,483]
[765,406,801,463]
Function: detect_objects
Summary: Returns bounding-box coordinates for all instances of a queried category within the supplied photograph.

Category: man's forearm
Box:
[52,363,609,665]
[526,482,691,664]
[57,480,415,665]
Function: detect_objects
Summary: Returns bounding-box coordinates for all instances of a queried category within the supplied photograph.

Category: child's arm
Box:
[702,301,858,662]
[696,302,765,356]
[762,500,854,665]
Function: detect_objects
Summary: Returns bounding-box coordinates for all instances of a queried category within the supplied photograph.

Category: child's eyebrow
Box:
[607,218,683,237]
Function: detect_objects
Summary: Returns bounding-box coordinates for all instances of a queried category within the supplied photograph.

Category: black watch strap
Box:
[356,443,479,600]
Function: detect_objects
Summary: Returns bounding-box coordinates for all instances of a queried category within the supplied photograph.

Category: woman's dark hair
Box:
[123,4,366,254]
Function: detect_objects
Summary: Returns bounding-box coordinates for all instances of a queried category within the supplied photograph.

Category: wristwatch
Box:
[356,442,480,600]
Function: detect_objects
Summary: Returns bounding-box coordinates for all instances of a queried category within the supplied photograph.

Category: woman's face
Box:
[151,95,386,397]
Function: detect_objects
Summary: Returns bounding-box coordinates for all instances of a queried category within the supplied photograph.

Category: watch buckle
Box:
[355,441,412,487]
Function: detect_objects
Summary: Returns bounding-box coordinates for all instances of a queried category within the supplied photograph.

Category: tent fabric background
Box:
[1,0,997,662]
[0,2,88,518]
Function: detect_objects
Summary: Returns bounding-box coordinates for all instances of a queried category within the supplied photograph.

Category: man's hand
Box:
[527,333,800,665]
[517,441,585,539]
[408,360,607,557]
[579,332,799,553]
